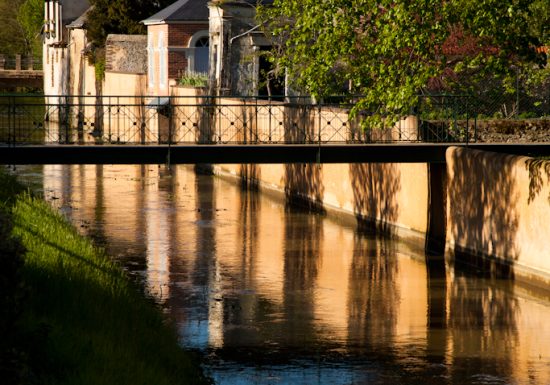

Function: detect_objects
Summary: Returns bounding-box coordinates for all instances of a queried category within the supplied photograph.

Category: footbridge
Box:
[0,55,43,89]
[1,94,549,164]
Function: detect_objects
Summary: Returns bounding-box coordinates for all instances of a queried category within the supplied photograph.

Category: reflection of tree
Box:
[346,233,399,351]
[446,271,518,380]
[192,171,216,289]
[282,208,323,347]
[349,164,401,234]
[237,183,259,285]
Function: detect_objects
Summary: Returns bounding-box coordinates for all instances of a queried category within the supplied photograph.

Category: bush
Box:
[178,72,208,88]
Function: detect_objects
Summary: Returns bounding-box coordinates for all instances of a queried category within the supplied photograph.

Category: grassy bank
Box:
[0,170,210,385]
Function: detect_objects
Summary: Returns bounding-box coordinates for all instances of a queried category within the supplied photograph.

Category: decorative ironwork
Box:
[0,94,475,145]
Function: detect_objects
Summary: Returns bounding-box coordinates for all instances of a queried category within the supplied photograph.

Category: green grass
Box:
[0,170,211,385]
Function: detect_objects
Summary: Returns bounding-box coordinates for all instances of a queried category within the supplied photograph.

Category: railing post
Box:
[318,104,322,144]
[64,96,70,143]
[15,54,21,71]
[0,54,5,70]
[8,95,14,147]
[465,96,470,145]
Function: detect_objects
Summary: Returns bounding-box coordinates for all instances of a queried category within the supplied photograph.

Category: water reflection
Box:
[16,164,550,384]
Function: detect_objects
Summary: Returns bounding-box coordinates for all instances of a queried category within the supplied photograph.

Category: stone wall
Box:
[213,162,430,242]
[105,35,147,74]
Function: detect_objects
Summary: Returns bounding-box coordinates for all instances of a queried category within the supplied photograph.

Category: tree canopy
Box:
[17,0,43,56]
[259,0,548,126]
[0,0,42,57]
[0,0,29,56]
[87,0,174,51]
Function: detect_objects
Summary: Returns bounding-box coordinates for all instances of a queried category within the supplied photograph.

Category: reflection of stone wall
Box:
[446,146,550,285]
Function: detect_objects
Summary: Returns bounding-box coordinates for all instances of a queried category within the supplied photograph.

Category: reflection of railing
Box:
[0,94,476,145]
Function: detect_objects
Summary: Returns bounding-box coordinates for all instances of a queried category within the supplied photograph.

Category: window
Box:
[194,37,209,74]
[188,31,210,75]
[148,34,155,88]
[159,32,166,88]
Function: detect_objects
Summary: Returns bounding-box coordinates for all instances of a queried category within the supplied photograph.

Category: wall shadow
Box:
[284,163,326,213]
[525,158,550,204]
[426,163,447,256]
[447,148,520,279]
[349,163,401,234]
[239,164,261,191]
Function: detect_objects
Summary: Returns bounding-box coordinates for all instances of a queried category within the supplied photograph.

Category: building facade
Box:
[208,0,278,96]
[142,0,210,96]
[43,0,90,98]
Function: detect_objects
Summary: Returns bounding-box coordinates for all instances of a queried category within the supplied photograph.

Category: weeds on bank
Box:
[0,169,210,385]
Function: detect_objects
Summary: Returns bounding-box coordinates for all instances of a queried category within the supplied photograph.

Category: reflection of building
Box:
[142,0,210,96]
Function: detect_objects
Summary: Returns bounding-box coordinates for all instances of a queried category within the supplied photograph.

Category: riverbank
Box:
[0,169,210,385]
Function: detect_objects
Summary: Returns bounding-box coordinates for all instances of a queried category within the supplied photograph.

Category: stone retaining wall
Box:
[446,146,550,286]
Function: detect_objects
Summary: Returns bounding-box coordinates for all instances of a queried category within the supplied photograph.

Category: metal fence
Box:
[0,94,475,145]
[0,55,42,71]
[429,69,550,119]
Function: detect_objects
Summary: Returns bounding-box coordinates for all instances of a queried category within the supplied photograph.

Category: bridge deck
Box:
[1,143,550,165]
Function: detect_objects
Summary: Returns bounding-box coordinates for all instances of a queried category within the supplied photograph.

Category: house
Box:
[208,0,281,96]
[142,0,210,96]
[43,0,90,97]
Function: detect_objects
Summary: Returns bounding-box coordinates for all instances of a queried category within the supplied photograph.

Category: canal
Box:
[14,164,550,384]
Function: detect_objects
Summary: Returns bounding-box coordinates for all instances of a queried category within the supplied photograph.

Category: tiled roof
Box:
[66,6,93,29]
[142,0,274,25]
[142,0,209,24]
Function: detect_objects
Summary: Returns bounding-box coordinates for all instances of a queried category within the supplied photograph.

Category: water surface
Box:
[14,164,550,384]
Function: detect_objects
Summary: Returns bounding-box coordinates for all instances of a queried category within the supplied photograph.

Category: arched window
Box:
[188,31,209,74]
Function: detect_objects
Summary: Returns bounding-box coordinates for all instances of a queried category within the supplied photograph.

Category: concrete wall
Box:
[147,25,170,96]
[67,28,96,98]
[212,162,429,240]
[446,146,550,286]
[209,2,263,95]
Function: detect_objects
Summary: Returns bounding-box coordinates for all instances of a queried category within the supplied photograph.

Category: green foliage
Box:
[178,72,208,87]
[0,0,27,55]
[259,0,547,129]
[16,0,43,57]
[94,58,106,81]
[87,0,174,53]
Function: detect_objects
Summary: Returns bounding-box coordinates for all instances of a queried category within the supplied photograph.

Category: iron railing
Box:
[0,94,476,145]
[0,55,43,71]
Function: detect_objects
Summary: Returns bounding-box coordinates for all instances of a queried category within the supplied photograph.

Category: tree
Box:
[259,0,547,127]
[17,0,44,57]
[86,0,174,51]
[0,0,27,56]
